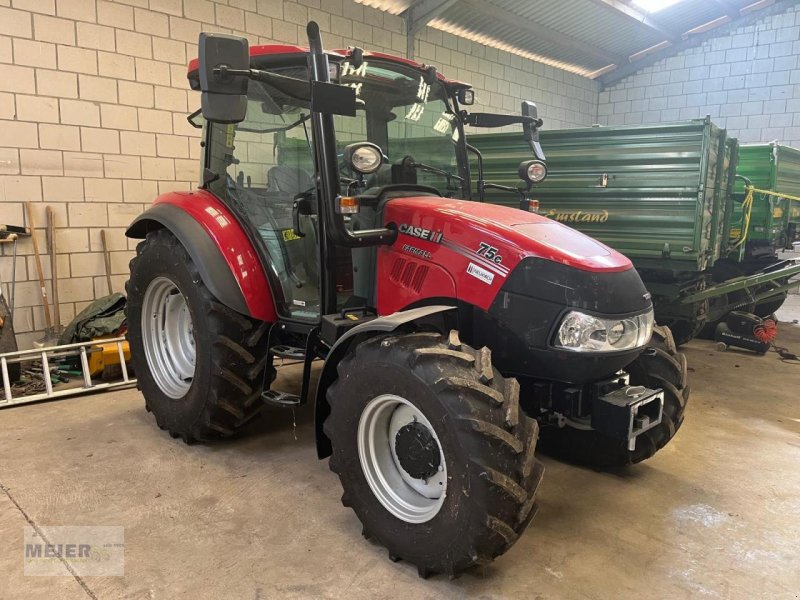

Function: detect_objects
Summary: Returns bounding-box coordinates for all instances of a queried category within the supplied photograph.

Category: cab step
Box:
[270,345,306,360]
[262,389,302,408]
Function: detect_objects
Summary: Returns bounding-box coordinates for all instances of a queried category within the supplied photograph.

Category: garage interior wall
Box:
[597,4,800,147]
[0,0,598,348]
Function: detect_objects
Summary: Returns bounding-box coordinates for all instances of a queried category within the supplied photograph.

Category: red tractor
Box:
[125,22,688,577]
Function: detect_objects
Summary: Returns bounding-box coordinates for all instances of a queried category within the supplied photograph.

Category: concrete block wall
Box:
[0,0,598,348]
[597,4,800,146]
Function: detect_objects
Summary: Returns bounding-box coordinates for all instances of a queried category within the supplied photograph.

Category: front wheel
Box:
[126,229,273,443]
[538,325,689,468]
[324,331,544,578]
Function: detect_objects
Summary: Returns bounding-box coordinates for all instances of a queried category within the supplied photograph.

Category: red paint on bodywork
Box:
[153,190,276,322]
[377,197,633,314]
[187,44,315,73]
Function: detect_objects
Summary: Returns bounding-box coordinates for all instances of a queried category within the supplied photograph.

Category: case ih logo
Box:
[398,224,443,243]
[545,209,609,223]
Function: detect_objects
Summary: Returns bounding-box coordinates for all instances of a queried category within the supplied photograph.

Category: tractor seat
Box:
[266,165,314,196]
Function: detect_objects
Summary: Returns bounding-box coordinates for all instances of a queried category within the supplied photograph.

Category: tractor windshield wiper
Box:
[237,113,311,134]
[408,160,462,182]
[407,160,464,191]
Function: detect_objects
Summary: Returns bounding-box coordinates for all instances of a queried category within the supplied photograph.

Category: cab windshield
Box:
[204,58,463,320]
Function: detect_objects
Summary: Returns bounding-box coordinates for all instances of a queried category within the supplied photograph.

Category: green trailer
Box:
[731,143,800,255]
[470,119,800,345]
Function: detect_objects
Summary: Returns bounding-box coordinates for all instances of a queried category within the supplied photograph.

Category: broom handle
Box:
[25,202,52,330]
[47,206,61,328]
[100,229,113,294]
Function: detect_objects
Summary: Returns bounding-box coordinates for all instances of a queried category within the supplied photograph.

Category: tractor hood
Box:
[380,195,651,383]
[386,196,632,273]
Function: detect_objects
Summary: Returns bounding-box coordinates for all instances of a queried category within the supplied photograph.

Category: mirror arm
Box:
[465,143,485,202]
[212,65,251,78]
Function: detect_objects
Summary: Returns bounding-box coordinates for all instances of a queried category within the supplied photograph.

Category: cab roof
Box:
[186,44,467,87]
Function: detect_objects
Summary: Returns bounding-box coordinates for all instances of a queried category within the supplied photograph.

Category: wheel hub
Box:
[394,420,441,480]
[141,277,196,399]
[357,394,447,524]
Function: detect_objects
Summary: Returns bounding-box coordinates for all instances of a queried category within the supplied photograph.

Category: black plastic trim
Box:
[478,258,653,384]
[313,305,456,458]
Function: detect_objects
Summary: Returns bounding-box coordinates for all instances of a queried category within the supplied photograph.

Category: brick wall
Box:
[597,4,800,147]
[0,0,598,348]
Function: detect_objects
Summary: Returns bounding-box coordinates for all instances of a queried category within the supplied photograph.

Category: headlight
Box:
[519,159,547,184]
[555,310,654,352]
[344,142,383,174]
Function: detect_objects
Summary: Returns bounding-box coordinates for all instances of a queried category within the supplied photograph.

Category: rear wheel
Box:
[538,325,689,468]
[126,229,273,443]
[325,331,544,578]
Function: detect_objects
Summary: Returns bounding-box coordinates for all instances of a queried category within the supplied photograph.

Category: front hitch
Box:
[590,372,664,451]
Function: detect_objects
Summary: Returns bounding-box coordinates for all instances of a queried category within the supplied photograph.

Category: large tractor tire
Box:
[324,331,544,578]
[664,316,705,347]
[126,229,273,443]
[539,325,689,468]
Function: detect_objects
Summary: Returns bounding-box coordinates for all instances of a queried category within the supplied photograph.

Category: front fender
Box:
[314,305,456,458]
[126,191,276,322]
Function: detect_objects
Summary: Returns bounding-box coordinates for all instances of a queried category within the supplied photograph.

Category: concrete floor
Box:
[2,314,800,598]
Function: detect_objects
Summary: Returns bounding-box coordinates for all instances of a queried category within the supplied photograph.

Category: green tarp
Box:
[59,293,127,345]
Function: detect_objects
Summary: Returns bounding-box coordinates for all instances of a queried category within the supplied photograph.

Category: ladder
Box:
[0,337,136,408]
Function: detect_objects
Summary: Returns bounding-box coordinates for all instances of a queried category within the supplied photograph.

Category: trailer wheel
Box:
[539,325,689,468]
[126,229,273,443]
[751,279,788,317]
[324,331,544,578]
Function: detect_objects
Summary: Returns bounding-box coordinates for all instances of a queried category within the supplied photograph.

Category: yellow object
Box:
[281,228,301,242]
[732,185,800,250]
[731,186,754,249]
[88,339,131,377]
[746,186,800,203]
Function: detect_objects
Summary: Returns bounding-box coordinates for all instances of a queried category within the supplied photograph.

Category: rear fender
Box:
[314,305,456,458]
[126,191,276,322]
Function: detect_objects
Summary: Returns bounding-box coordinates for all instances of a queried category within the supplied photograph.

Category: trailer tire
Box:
[126,229,273,443]
[325,331,544,578]
[752,280,788,317]
[539,325,689,468]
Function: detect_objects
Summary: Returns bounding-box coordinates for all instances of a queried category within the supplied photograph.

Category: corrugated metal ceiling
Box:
[355,0,783,79]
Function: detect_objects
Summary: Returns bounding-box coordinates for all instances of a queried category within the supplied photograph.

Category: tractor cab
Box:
[186,27,546,327]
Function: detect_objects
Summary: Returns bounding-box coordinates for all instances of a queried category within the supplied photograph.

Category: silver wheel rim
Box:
[141,277,196,399]
[357,394,447,524]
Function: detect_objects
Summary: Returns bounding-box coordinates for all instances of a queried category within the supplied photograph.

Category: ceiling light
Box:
[631,0,686,13]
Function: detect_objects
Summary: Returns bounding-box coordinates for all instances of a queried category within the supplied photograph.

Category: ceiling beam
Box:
[460,0,627,67]
[584,0,681,41]
[598,0,791,87]
[708,0,741,17]
[402,0,460,58]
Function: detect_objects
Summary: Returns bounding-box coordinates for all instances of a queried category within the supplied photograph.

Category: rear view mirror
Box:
[521,101,546,161]
[521,101,539,141]
[199,33,249,124]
